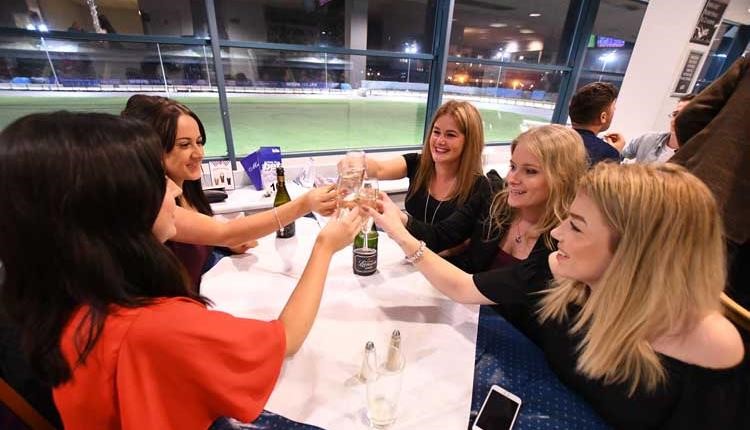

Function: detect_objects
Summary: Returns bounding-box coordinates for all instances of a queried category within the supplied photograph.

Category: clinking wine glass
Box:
[358,178,379,248]
[336,151,366,219]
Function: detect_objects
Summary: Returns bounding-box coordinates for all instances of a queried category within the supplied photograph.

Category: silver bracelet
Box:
[405,240,426,264]
[272,207,284,230]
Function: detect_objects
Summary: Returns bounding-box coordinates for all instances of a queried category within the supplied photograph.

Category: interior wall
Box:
[613,0,709,140]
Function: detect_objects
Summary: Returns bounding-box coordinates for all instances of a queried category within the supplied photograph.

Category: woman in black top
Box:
[357,100,487,225]
[375,162,749,428]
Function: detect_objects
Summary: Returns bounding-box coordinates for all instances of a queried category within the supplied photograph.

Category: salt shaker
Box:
[358,341,377,382]
[385,329,401,371]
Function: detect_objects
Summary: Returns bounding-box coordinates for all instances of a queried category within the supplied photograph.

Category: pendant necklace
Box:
[424,193,443,225]
[514,220,526,244]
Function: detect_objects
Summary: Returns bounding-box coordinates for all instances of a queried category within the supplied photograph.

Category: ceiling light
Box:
[520,29,535,34]
[490,23,507,28]
[529,13,541,17]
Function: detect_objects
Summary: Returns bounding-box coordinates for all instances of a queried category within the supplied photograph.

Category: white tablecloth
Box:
[201,218,479,429]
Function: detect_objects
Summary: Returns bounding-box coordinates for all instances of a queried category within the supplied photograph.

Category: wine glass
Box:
[357,178,379,247]
[341,150,366,174]
[336,151,366,219]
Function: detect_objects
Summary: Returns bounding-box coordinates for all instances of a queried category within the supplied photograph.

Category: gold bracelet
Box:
[405,240,426,264]
[272,207,284,230]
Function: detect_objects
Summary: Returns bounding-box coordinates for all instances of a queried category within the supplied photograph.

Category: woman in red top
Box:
[0,112,361,429]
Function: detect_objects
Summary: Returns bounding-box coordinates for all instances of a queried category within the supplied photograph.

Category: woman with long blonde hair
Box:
[376,162,748,427]
[356,100,487,225]
[371,124,587,302]
[533,162,747,427]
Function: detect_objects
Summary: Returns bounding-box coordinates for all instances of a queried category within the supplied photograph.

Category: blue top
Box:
[575,128,621,166]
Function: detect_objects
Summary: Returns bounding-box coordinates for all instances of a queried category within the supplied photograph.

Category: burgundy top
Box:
[166,241,212,293]
[489,247,521,270]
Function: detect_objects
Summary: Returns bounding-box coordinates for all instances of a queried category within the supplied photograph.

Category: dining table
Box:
[201,217,609,430]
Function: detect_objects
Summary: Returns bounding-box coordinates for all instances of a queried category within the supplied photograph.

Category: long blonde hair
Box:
[487,124,587,248]
[538,163,726,395]
[410,100,484,206]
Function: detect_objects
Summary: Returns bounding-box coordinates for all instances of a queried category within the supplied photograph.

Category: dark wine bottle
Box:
[353,224,378,276]
[274,166,295,238]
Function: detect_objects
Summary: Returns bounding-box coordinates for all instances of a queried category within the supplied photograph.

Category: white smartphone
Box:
[472,385,522,430]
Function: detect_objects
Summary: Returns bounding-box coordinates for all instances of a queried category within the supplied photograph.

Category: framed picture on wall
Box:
[673,50,705,94]
[690,0,729,46]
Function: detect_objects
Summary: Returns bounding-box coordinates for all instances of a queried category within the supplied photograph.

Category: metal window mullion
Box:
[0,27,209,46]
[424,0,455,140]
[204,0,237,169]
[551,0,600,124]
[38,36,60,88]
[202,45,212,87]
[156,42,170,95]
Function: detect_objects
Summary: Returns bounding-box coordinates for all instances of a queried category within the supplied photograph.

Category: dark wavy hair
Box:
[0,112,207,386]
[121,94,213,215]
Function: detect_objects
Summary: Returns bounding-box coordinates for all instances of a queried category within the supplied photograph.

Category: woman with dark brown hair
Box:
[122,95,337,291]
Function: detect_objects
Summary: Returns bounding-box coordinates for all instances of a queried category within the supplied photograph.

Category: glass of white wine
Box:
[336,151,366,219]
[357,178,379,246]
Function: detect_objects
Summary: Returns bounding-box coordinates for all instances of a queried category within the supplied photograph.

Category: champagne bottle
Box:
[353,224,378,276]
[274,167,295,238]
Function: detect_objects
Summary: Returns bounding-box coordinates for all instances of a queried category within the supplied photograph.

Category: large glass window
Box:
[693,22,744,93]
[0,0,210,37]
[221,48,430,154]
[0,35,227,156]
[0,0,651,159]
[450,0,574,65]
[579,0,647,89]
[214,0,434,53]
[443,62,559,142]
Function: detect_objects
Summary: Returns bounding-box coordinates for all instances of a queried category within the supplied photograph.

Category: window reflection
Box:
[581,0,646,78]
[0,36,227,156]
[214,0,434,52]
[0,0,209,37]
[443,63,559,142]
[450,0,574,65]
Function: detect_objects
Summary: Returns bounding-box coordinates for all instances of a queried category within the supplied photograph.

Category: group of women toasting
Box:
[0,96,746,429]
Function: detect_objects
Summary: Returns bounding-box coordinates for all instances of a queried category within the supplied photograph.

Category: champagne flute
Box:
[358,178,379,248]
[342,150,366,174]
[336,151,366,219]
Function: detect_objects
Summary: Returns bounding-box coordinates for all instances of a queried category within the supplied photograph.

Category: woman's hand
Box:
[367,192,410,244]
[229,240,258,254]
[316,207,362,252]
[304,184,338,216]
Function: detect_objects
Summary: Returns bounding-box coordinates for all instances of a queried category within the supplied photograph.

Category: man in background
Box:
[569,82,623,165]
[622,94,695,164]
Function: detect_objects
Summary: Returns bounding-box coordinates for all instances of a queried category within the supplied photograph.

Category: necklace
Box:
[424,193,444,225]
[514,220,531,244]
